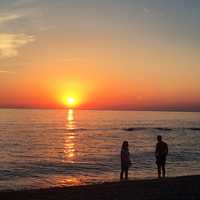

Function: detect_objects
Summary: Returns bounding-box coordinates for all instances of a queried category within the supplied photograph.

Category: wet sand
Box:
[1,175,200,200]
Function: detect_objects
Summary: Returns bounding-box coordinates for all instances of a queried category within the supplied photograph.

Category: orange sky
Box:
[0,0,200,111]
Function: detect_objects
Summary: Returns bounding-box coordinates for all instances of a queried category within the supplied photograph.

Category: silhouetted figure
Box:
[155,135,168,178]
[120,141,131,180]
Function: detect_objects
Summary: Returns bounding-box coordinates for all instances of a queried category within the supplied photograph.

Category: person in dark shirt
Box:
[155,135,168,178]
[120,141,131,180]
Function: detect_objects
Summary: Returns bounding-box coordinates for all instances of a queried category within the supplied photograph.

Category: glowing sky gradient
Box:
[0,0,200,111]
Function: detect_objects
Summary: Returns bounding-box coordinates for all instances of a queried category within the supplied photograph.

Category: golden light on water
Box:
[67,109,74,122]
[59,177,82,186]
[64,109,76,162]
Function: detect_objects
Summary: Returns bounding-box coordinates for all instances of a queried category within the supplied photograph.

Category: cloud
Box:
[0,33,35,58]
[0,14,21,24]
[0,70,16,74]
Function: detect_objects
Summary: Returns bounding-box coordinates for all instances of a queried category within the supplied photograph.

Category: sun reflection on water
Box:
[64,109,76,162]
[67,109,74,127]
[59,177,82,186]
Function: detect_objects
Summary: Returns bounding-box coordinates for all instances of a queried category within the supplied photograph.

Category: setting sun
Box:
[66,97,76,108]
[59,91,82,109]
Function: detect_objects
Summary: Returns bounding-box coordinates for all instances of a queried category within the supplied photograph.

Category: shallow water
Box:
[0,109,200,190]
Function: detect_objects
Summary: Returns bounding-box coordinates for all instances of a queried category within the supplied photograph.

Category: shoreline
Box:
[1,175,200,200]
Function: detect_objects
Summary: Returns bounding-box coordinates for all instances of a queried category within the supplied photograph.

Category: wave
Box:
[47,127,118,133]
[122,127,172,132]
[46,127,200,133]
[46,128,88,132]
[0,162,112,180]
[122,127,200,132]
[52,127,173,132]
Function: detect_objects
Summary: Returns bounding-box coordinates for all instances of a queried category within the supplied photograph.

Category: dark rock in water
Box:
[123,127,145,131]
[154,127,172,131]
[189,128,200,131]
[123,128,134,131]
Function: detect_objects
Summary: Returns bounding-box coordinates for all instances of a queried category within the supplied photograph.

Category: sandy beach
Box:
[1,175,200,200]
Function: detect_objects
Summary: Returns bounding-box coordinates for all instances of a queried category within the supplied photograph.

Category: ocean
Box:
[0,109,200,190]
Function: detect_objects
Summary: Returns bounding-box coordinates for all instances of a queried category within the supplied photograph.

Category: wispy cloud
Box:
[0,14,21,24]
[0,70,16,74]
[0,33,35,58]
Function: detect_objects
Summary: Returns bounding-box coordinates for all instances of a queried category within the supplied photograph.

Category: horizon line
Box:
[0,106,200,113]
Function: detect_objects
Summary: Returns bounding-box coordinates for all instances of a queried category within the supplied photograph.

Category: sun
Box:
[60,92,81,108]
[66,97,76,108]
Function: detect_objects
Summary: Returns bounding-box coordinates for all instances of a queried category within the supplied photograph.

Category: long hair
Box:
[121,141,129,151]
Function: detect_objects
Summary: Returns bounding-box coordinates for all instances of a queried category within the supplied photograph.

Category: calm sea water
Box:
[0,109,200,190]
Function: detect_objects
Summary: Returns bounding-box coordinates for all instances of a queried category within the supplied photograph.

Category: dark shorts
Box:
[156,156,166,166]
